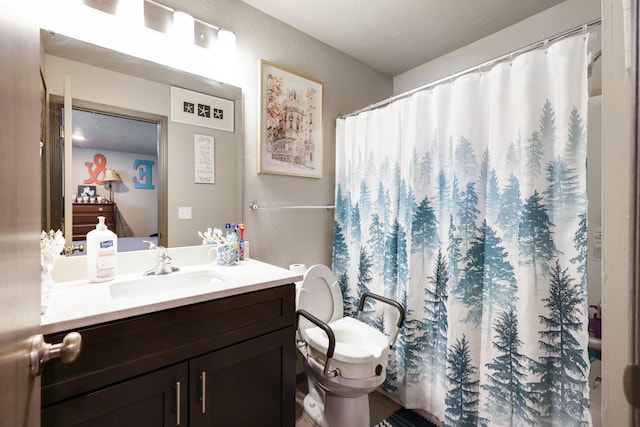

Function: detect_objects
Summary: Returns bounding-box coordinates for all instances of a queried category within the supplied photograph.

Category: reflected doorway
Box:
[45,96,168,249]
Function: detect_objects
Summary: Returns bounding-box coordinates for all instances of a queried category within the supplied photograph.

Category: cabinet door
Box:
[190,327,296,427]
[42,362,188,427]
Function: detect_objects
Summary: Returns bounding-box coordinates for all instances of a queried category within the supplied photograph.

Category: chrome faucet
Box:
[143,245,179,276]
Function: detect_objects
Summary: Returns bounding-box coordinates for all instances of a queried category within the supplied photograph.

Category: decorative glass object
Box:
[40,230,65,314]
[216,244,237,266]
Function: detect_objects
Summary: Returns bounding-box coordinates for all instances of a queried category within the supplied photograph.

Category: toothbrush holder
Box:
[210,244,237,266]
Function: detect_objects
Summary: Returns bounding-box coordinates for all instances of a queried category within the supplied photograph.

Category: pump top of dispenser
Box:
[95,216,107,231]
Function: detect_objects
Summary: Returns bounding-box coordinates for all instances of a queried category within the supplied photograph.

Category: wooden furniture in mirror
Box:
[72,201,117,241]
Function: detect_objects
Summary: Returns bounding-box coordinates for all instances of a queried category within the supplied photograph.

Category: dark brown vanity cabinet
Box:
[189,328,293,426]
[41,284,296,426]
[42,362,189,426]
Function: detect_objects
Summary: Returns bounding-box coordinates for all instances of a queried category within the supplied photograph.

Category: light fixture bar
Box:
[144,0,223,31]
[41,1,237,84]
[144,0,173,13]
[193,17,220,32]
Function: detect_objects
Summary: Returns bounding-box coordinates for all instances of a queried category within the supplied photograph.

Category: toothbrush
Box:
[232,223,239,262]
[238,224,245,261]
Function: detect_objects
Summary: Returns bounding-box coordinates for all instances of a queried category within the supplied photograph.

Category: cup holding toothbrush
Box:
[219,244,238,266]
[208,244,237,266]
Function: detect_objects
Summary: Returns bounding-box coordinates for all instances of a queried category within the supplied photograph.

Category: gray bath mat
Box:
[374,408,438,426]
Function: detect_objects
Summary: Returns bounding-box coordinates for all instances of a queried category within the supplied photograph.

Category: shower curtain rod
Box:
[339,18,602,120]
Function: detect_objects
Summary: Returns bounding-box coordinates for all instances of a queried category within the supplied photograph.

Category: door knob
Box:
[63,244,84,256]
[29,332,82,377]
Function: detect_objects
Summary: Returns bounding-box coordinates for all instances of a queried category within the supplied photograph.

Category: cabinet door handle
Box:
[175,381,181,426]
[200,371,207,414]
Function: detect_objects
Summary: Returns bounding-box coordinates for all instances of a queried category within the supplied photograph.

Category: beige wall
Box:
[394,0,601,94]
[158,0,393,269]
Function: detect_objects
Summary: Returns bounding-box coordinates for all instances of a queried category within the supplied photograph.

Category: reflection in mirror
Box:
[41,30,243,251]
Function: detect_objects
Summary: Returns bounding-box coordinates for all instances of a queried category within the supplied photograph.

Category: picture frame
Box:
[259,60,324,178]
[170,86,235,132]
[77,185,97,197]
[194,134,215,184]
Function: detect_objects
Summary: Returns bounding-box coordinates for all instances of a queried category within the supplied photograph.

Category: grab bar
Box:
[357,291,405,348]
[296,309,339,378]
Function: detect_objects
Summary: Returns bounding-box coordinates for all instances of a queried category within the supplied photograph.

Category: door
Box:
[189,327,296,427]
[0,1,43,426]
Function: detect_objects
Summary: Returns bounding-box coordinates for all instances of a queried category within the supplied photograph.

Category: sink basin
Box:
[109,269,226,299]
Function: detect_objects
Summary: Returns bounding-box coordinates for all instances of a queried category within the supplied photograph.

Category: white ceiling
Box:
[240,0,566,76]
[71,109,158,156]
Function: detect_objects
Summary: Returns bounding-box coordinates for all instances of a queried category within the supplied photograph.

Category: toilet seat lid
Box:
[298,264,343,335]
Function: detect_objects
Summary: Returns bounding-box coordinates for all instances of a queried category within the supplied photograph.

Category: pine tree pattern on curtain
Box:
[333,34,591,426]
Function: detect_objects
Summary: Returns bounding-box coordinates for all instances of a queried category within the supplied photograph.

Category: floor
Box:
[296,369,601,426]
[295,375,402,427]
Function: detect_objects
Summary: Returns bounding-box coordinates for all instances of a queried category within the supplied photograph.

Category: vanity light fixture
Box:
[117,0,144,27]
[103,169,121,201]
[145,0,235,57]
[217,29,236,59]
[172,10,195,45]
[41,0,238,85]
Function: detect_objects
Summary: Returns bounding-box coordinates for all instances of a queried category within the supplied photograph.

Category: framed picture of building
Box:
[259,60,324,178]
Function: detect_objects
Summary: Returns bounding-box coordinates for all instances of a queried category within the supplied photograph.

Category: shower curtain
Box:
[334,34,591,426]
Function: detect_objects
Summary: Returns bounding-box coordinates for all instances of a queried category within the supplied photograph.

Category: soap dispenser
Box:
[86,216,118,282]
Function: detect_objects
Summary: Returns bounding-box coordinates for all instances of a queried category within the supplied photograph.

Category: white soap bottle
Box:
[86,216,118,282]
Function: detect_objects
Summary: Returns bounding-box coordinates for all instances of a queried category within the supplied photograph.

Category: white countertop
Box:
[41,257,302,335]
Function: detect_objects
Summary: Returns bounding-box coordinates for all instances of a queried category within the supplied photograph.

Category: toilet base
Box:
[303,393,326,426]
[303,391,370,427]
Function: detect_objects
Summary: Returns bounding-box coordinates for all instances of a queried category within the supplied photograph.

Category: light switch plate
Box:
[178,206,192,220]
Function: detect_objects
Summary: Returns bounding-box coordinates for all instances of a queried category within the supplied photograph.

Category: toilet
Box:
[296,264,404,427]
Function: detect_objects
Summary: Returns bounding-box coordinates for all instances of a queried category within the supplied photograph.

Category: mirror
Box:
[41,30,243,250]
